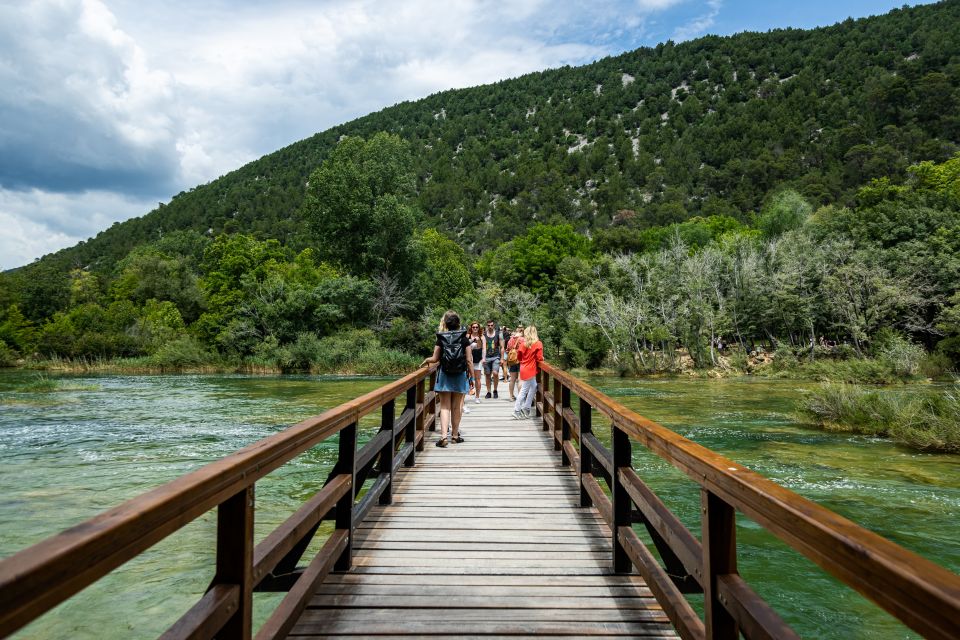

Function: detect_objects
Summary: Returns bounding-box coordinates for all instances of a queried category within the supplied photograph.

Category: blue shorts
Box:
[483,358,500,374]
[435,369,469,394]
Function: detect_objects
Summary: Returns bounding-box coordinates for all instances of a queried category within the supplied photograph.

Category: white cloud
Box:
[0,188,156,270]
[0,0,695,268]
[673,0,722,42]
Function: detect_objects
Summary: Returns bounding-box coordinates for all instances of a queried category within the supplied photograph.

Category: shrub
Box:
[149,336,213,369]
[0,340,16,367]
[802,383,960,453]
[873,331,925,377]
[277,332,324,372]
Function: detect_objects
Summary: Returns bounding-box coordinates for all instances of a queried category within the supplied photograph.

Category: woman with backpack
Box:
[512,325,544,420]
[420,310,472,447]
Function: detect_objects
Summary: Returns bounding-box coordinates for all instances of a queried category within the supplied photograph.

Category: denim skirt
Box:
[435,369,469,393]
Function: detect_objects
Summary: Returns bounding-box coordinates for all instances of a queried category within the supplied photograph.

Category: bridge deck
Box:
[288,395,676,638]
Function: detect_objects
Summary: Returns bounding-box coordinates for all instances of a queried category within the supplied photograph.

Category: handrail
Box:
[0,365,439,639]
[537,362,960,640]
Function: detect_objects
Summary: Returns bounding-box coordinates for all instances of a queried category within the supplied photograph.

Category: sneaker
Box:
[463,406,471,414]
[512,411,523,420]
[523,408,533,419]
[493,390,498,399]
[474,397,481,404]
[485,392,492,399]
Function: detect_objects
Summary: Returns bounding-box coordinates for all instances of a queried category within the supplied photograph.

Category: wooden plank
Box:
[252,474,350,585]
[286,396,676,639]
[255,529,348,640]
[158,584,239,640]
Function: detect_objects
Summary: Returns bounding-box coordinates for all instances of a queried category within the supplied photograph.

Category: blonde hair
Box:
[523,325,539,346]
[438,310,460,332]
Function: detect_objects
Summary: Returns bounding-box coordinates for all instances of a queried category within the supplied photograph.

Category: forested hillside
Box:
[17,0,960,275]
[2,0,960,435]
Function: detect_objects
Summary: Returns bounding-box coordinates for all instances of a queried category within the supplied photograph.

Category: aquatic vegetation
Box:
[802,383,960,453]
[12,373,100,393]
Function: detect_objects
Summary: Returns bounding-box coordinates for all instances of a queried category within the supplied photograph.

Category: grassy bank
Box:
[801,383,960,453]
[16,331,420,376]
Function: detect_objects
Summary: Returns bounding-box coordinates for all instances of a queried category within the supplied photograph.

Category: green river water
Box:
[0,372,957,638]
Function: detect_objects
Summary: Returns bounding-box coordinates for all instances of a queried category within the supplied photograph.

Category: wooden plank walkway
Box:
[288,394,677,638]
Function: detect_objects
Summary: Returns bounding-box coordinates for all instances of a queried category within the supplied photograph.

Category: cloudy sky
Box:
[0,0,934,269]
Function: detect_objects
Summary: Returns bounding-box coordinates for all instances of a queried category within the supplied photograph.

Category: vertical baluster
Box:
[405,384,417,465]
[702,489,738,639]
[380,398,395,505]
[334,422,357,572]
[611,424,632,574]
[579,398,593,507]
[560,386,571,466]
[415,376,426,451]
[552,378,562,450]
[213,486,254,639]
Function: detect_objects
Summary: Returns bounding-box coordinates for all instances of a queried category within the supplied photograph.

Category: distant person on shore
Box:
[466,321,483,404]
[482,319,504,399]
[506,325,523,401]
[513,325,543,420]
[420,310,471,447]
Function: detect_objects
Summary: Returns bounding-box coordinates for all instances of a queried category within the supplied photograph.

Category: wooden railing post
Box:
[702,489,738,639]
[379,399,395,505]
[538,371,548,428]
[212,486,254,639]
[334,422,357,572]
[560,386,571,466]
[552,379,562,450]
[579,398,593,507]
[415,376,426,450]
[611,425,632,574]
[405,385,417,465]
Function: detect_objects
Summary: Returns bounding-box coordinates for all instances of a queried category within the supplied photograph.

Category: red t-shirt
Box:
[517,340,543,381]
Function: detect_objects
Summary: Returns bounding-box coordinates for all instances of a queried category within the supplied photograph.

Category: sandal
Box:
[435,438,448,448]
[451,435,465,443]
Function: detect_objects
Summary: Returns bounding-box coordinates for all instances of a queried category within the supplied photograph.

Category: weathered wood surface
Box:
[287,395,675,638]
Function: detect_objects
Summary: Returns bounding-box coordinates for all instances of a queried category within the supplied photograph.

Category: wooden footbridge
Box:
[1,364,958,639]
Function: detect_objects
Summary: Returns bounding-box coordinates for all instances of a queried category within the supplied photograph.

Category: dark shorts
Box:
[483,358,500,374]
[509,364,520,373]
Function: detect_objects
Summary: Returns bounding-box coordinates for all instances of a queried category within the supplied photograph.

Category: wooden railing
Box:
[0,365,439,640]
[536,362,960,640]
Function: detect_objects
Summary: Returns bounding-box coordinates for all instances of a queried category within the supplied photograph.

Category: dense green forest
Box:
[1,0,959,405]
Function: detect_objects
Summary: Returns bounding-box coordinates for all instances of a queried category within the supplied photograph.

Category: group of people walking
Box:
[420,310,544,448]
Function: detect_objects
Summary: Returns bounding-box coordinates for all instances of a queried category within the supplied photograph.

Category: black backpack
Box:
[437,329,468,374]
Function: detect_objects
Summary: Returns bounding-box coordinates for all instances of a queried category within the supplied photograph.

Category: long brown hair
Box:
[467,321,482,339]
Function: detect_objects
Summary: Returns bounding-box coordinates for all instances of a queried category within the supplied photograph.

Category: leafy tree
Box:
[301,133,420,282]
[500,223,592,294]
[757,190,813,238]
[411,229,472,310]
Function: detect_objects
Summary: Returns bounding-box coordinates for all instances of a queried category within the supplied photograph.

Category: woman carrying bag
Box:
[420,310,472,447]
[512,325,543,420]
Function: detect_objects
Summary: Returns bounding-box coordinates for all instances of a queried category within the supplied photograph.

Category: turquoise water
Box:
[0,372,957,638]
[583,375,960,640]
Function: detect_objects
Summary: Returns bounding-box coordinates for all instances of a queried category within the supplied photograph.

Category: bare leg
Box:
[484,368,493,395]
[492,363,499,393]
[438,392,451,439]
[473,369,482,399]
[509,371,517,399]
[451,393,464,438]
